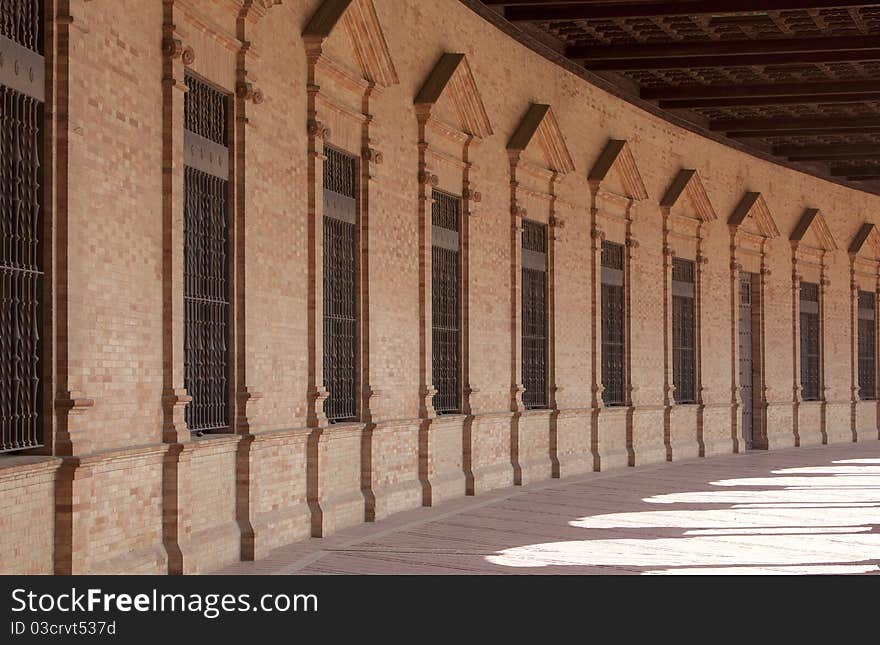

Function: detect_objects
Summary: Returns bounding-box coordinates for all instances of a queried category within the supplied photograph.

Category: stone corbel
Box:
[591,226,606,242]
[663,244,675,257]
[820,277,831,287]
[511,203,527,219]
[308,119,331,140]
[761,267,772,277]
[696,254,709,266]
[463,187,481,203]
[362,147,383,164]
[163,38,195,65]
[625,237,640,251]
[236,81,264,104]
[511,383,526,412]
[419,170,439,187]
[55,391,96,414]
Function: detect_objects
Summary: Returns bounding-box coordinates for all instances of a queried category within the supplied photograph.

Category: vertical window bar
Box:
[858,290,876,400]
[521,220,547,409]
[799,281,820,401]
[1,0,43,453]
[672,258,696,404]
[183,73,229,433]
[322,147,358,423]
[601,241,625,406]
[431,190,460,414]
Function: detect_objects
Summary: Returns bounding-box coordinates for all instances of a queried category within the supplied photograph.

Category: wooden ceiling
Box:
[478,1,880,190]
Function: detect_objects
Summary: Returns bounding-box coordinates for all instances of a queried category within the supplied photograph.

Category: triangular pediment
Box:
[588,139,648,201]
[507,104,575,174]
[728,192,780,238]
[660,169,716,222]
[790,208,837,251]
[303,0,399,87]
[849,222,880,259]
[414,53,493,139]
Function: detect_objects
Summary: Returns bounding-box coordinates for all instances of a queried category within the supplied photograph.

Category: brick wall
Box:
[2,0,880,574]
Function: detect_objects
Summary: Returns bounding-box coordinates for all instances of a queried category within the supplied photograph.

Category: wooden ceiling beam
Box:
[575,50,880,71]
[568,36,880,61]
[504,1,880,21]
[727,127,880,138]
[775,143,880,157]
[711,117,880,132]
[831,165,880,177]
[642,81,880,101]
[659,93,880,108]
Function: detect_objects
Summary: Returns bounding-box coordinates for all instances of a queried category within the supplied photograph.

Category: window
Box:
[1,0,44,452]
[859,290,876,401]
[672,258,696,404]
[601,241,625,406]
[431,190,460,414]
[322,147,358,422]
[521,220,547,409]
[183,73,230,434]
[799,281,820,401]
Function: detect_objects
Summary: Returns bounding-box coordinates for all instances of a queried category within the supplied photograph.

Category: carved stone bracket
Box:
[163,38,195,65]
[463,188,481,203]
[626,237,640,250]
[362,147,383,164]
[549,215,564,229]
[307,119,331,140]
[511,203,527,218]
[419,170,439,187]
[591,226,606,242]
[236,81,264,104]
[55,392,96,414]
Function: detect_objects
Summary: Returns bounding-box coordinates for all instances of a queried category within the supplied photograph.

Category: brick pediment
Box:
[303,0,399,87]
[728,192,780,239]
[660,169,716,222]
[849,222,880,260]
[415,53,493,139]
[588,139,648,202]
[507,104,575,175]
[790,208,837,252]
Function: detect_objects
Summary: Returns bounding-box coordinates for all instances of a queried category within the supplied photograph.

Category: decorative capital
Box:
[820,277,831,287]
[362,147,383,164]
[419,171,439,187]
[730,260,742,272]
[549,215,564,229]
[162,38,183,59]
[761,267,772,277]
[626,237,640,250]
[591,226,606,241]
[663,244,675,257]
[464,188,481,203]
[511,203,527,218]
[308,119,331,140]
[697,254,709,265]
[237,81,263,104]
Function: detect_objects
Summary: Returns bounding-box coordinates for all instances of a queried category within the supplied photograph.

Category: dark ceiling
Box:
[477,1,880,192]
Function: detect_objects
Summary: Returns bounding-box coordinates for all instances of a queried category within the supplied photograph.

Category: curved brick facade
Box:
[2,0,880,574]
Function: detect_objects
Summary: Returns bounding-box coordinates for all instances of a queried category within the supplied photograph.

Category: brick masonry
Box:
[2,0,880,574]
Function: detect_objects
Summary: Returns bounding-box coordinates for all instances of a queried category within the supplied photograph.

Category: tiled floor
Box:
[216,440,880,575]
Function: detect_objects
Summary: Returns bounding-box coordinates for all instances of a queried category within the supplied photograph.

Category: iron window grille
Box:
[799,281,820,402]
[601,241,626,406]
[431,190,461,415]
[672,258,696,404]
[183,73,230,434]
[858,290,876,401]
[1,0,44,453]
[521,220,547,410]
[322,147,358,423]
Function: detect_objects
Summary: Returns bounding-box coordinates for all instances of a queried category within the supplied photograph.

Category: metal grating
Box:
[0,0,40,51]
[859,290,876,400]
[184,74,226,146]
[323,147,358,422]
[601,241,625,406]
[431,190,460,414]
[1,0,42,453]
[800,281,821,401]
[672,258,696,404]
[183,73,229,433]
[601,239,624,270]
[521,220,547,409]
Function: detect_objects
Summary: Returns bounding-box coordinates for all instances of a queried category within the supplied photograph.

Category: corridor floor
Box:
[217,440,880,575]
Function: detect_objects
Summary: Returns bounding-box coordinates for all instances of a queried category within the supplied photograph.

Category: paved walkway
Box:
[217,441,880,575]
